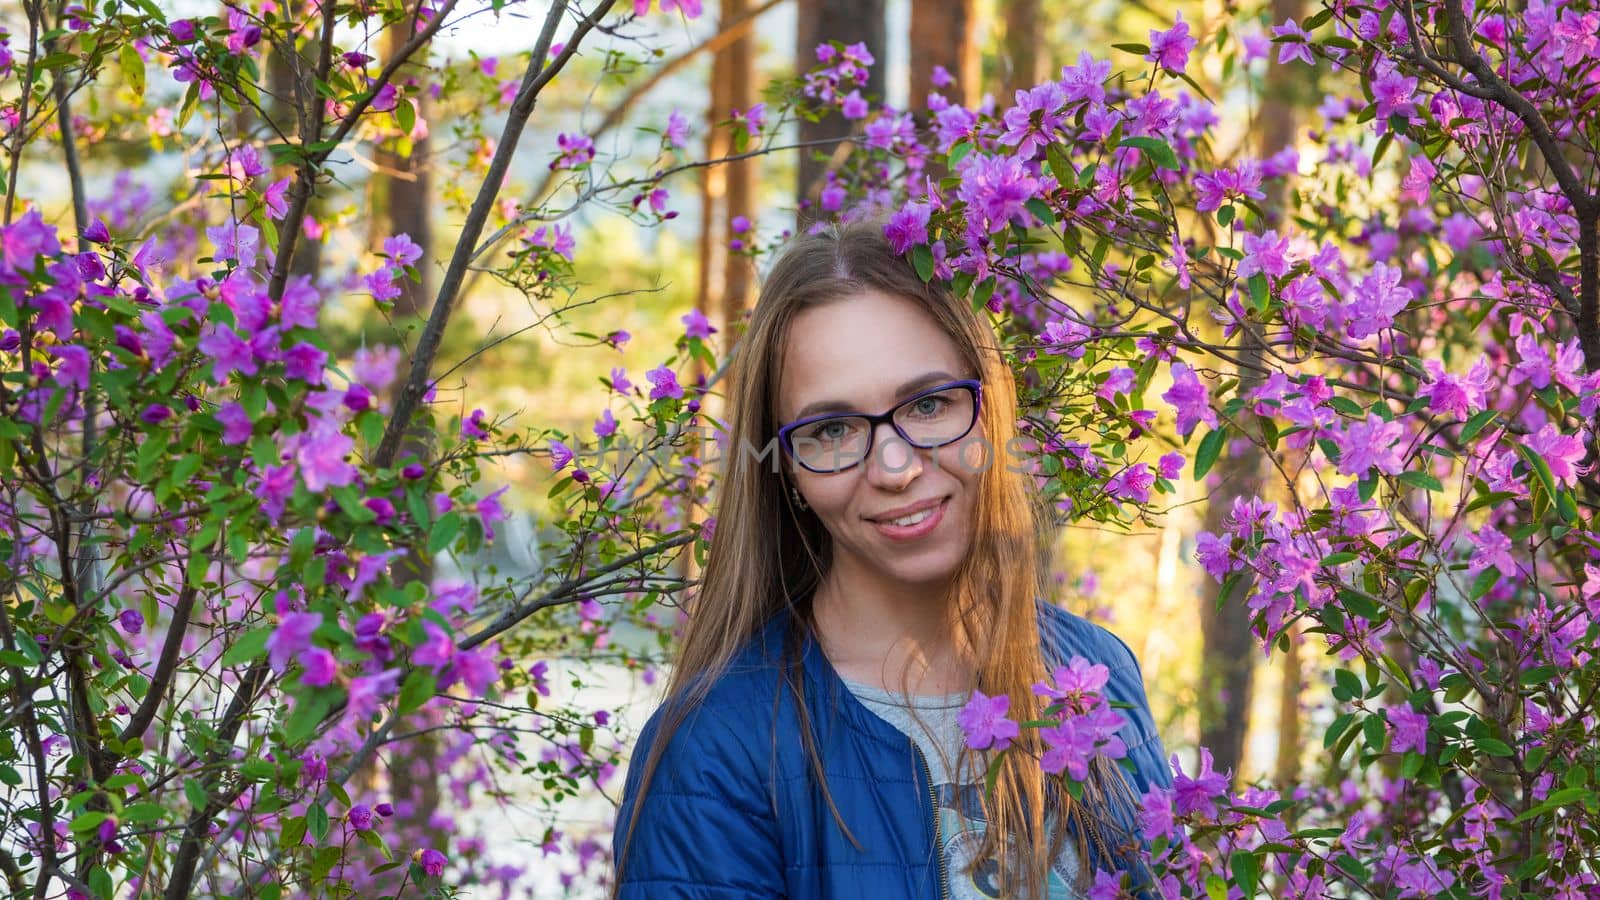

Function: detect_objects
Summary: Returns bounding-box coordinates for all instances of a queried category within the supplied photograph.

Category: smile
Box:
[870,496,950,540]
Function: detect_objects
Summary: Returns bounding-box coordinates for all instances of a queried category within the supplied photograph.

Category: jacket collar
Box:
[752,598,1151,881]
[752,597,1074,742]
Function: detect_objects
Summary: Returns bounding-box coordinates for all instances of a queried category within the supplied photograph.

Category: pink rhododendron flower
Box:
[956,689,1018,751]
[1146,11,1197,73]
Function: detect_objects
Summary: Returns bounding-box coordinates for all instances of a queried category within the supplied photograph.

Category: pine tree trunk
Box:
[1000,0,1043,100]
[356,26,445,886]
[794,0,885,227]
[1197,0,1307,786]
[908,0,979,111]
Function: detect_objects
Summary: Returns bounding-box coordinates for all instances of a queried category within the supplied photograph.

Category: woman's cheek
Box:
[950,434,990,478]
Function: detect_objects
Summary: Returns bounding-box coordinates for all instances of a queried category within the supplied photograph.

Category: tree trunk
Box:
[1000,0,1044,101]
[357,24,445,885]
[1197,0,1307,786]
[794,0,885,227]
[372,26,433,320]
[908,0,979,111]
[721,0,755,338]
[266,34,324,281]
[683,0,755,587]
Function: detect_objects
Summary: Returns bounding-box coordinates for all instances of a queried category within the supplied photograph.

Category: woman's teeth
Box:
[888,509,934,527]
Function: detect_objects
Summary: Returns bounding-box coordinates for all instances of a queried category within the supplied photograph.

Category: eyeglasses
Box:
[777,379,983,474]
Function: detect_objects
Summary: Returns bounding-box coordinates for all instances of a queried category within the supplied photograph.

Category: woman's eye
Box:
[910,396,948,417]
[811,421,847,441]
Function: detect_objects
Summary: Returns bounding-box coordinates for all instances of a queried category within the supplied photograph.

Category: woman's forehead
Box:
[776,292,967,418]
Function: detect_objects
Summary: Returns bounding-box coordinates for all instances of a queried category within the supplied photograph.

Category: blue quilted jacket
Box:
[613,601,1173,898]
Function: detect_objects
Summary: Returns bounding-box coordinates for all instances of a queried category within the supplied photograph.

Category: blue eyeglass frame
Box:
[776,378,984,474]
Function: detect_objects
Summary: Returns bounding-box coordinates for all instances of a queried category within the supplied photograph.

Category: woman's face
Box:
[776,288,988,592]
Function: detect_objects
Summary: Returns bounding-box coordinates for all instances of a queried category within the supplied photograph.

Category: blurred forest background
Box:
[31,0,1331,892]
[346,0,1311,880]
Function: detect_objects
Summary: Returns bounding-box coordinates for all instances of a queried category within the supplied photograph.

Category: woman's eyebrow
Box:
[794,370,959,419]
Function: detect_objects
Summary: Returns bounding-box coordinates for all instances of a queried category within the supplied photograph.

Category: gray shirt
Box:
[840,678,1087,899]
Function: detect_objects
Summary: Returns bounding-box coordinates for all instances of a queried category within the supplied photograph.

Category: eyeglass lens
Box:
[789,386,976,472]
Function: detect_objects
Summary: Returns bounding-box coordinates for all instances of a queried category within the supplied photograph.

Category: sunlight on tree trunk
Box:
[684,0,754,588]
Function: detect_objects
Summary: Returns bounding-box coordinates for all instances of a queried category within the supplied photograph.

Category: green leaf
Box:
[359,410,384,450]
[1370,128,1393,167]
[1512,787,1592,823]
[184,778,208,810]
[1247,273,1269,313]
[1230,851,1259,897]
[122,802,164,823]
[121,43,146,100]
[1469,567,1500,600]
[1459,409,1496,443]
[71,811,109,833]
[172,452,203,486]
[136,433,166,481]
[1474,736,1514,757]
[1361,713,1386,752]
[1338,588,1380,620]
[1045,143,1073,187]
[308,804,330,842]
[356,825,389,857]
[284,689,338,745]
[429,511,462,555]
[1400,750,1424,779]
[1519,665,1558,685]
[395,669,436,717]
[395,98,416,135]
[1333,668,1361,702]
[220,627,271,667]
[911,243,934,282]
[1397,470,1443,492]
[1024,197,1055,227]
[1515,443,1558,506]
[1193,428,1226,479]
[241,759,276,782]
[288,527,317,570]
[1118,136,1179,170]
[974,277,996,310]
[1323,712,1355,750]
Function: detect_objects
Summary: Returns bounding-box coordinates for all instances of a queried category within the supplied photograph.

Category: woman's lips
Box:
[871,496,949,541]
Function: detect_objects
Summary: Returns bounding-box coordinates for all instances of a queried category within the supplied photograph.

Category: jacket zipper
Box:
[913,744,949,900]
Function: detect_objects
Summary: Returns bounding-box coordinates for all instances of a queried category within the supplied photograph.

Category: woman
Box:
[611,219,1172,899]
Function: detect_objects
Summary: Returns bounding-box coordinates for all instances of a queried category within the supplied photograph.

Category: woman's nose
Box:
[864,422,921,487]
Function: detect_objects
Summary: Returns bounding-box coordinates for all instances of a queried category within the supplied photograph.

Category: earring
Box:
[788,484,810,511]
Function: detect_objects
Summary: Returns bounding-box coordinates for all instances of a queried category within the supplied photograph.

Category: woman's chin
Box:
[873,545,966,588]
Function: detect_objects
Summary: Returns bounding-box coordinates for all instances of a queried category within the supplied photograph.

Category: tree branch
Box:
[266,0,464,302]
[1438,0,1595,218]
[375,0,616,468]
[160,659,271,900]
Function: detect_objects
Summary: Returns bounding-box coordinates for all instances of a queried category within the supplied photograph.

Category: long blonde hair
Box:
[614,219,1130,899]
